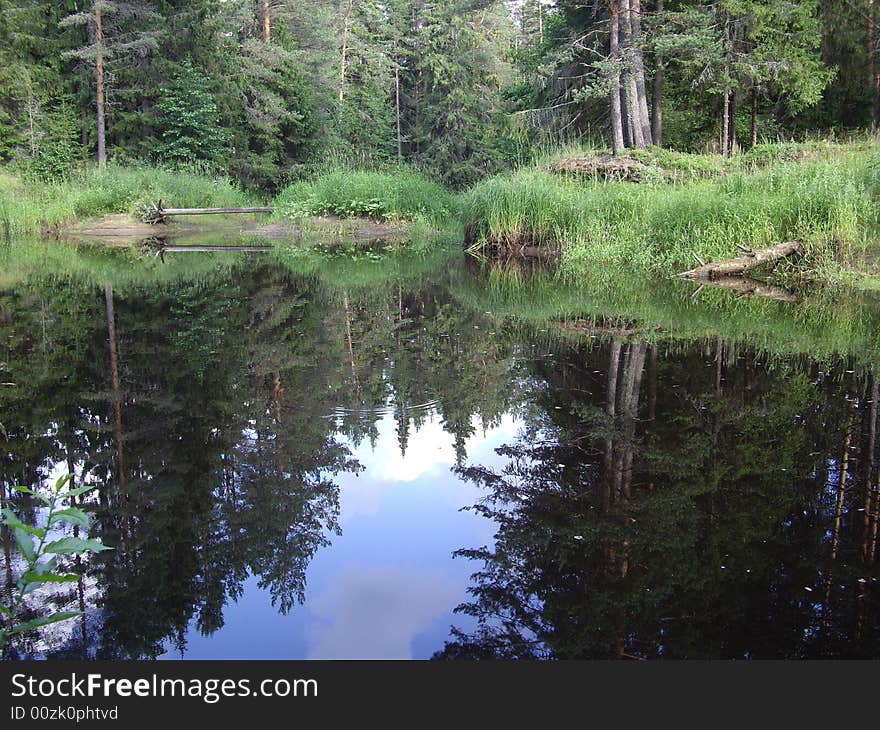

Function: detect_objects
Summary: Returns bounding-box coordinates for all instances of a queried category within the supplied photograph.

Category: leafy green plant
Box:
[0,474,112,651]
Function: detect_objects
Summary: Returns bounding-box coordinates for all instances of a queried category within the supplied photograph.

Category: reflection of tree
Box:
[2,255,527,658]
[437,337,880,659]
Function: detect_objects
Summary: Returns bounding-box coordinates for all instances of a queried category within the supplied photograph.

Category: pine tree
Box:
[153,58,229,167]
[60,1,159,168]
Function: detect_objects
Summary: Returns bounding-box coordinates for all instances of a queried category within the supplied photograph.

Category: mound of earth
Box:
[552,154,651,182]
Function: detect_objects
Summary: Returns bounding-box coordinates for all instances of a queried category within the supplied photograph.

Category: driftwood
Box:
[149,244,274,253]
[138,200,273,224]
[676,240,802,279]
[161,207,273,216]
[685,276,801,303]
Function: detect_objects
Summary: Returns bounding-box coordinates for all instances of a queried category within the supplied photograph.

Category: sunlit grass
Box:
[0,164,253,240]
[273,169,457,228]
[462,148,880,279]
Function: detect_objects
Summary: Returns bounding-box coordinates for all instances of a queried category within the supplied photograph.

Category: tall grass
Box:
[462,150,880,277]
[273,170,457,227]
[0,164,252,240]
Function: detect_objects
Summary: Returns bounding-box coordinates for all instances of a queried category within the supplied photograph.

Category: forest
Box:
[0,1,876,190]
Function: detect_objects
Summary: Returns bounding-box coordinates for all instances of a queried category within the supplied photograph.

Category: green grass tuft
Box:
[273,170,457,227]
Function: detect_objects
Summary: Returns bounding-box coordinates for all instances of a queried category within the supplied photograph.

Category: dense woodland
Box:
[0,1,877,191]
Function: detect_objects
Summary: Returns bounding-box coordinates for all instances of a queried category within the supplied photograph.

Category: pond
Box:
[1,237,879,659]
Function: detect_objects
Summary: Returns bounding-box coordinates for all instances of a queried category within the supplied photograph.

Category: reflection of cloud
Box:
[306,566,460,659]
[338,411,520,523]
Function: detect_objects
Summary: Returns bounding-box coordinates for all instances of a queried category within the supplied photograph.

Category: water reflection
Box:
[438,335,880,659]
[1,245,879,659]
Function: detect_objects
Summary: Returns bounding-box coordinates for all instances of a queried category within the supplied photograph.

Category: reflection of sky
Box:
[166,411,519,660]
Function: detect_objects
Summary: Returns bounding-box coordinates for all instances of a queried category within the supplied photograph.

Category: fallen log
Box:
[138,200,273,224]
[161,206,273,216]
[684,276,801,303]
[676,240,802,279]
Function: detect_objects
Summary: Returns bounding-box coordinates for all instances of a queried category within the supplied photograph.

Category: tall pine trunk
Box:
[728,89,737,154]
[262,0,271,43]
[620,2,646,148]
[870,0,879,121]
[339,0,354,102]
[721,12,732,157]
[95,2,107,169]
[105,284,125,487]
[751,86,758,147]
[608,1,625,154]
[394,40,402,162]
[630,0,653,145]
[651,0,664,146]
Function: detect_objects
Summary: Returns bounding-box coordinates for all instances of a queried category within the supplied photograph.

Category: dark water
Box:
[2,244,880,659]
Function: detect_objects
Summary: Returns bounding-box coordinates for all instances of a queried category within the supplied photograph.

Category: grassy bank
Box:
[0,164,252,240]
[463,145,880,282]
[273,170,457,228]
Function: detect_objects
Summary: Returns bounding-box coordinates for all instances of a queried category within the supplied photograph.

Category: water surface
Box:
[2,240,879,659]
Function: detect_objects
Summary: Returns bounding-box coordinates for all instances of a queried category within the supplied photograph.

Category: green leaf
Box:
[49,508,90,529]
[11,485,35,495]
[32,556,58,574]
[20,570,79,586]
[7,612,82,636]
[62,484,98,499]
[54,474,72,493]
[1,510,46,538]
[0,604,12,618]
[44,537,112,555]
[13,528,35,563]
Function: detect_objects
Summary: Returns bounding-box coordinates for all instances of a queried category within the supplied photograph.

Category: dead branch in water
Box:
[684,276,801,303]
[676,240,802,279]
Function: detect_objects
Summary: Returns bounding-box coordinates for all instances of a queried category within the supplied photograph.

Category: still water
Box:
[2,240,879,659]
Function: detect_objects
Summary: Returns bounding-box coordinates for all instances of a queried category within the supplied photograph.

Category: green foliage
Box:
[274,170,455,226]
[154,59,230,168]
[0,474,112,652]
[413,0,513,189]
[227,40,316,191]
[462,146,880,275]
[0,164,252,239]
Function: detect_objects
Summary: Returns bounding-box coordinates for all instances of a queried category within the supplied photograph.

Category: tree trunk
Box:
[343,292,361,403]
[608,2,626,154]
[728,88,737,154]
[620,342,646,501]
[869,0,880,122]
[676,240,803,279]
[105,284,125,487]
[262,0,271,43]
[721,12,731,157]
[620,3,646,148]
[94,2,107,169]
[862,376,878,562]
[751,86,758,147]
[339,0,354,103]
[630,0,653,145]
[394,40,402,162]
[831,396,856,561]
[651,0,663,146]
[539,1,544,45]
[603,340,622,512]
[721,93,729,157]
[621,87,632,148]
